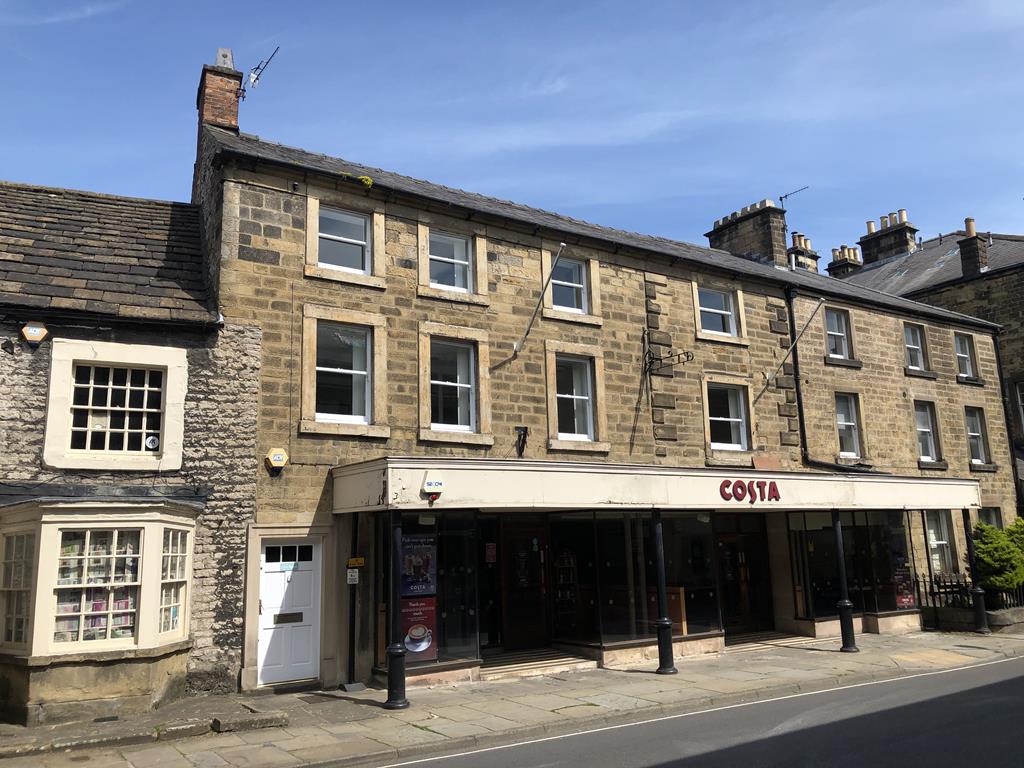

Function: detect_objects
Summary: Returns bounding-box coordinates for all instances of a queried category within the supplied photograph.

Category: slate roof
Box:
[205,126,999,331]
[841,232,1024,297]
[0,181,217,324]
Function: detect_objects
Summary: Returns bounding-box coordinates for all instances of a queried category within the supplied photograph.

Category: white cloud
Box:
[0,0,126,26]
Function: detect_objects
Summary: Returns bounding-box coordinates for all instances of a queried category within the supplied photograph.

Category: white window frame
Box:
[43,339,187,472]
[429,339,477,433]
[317,206,371,275]
[707,383,750,451]
[915,401,940,462]
[428,232,472,293]
[550,257,589,314]
[1,532,35,647]
[925,510,955,574]
[904,323,926,370]
[825,308,852,359]
[554,355,595,441]
[697,287,738,337]
[159,529,188,635]
[835,393,862,459]
[964,407,989,465]
[954,333,977,378]
[314,322,372,426]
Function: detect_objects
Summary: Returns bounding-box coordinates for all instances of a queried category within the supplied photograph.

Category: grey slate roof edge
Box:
[904,261,1024,299]
[0,179,194,208]
[205,127,1000,332]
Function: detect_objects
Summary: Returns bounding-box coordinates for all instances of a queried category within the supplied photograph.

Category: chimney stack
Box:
[857,208,918,264]
[826,244,863,278]
[706,199,789,269]
[958,217,989,277]
[786,231,821,272]
[196,48,243,134]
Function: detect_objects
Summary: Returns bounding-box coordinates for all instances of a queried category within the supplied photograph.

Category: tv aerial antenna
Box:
[779,185,809,208]
[238,46,280,101]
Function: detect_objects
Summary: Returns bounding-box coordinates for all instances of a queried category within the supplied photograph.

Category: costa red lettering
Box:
[766,481,781,502]
[756,480,767,500]
[720,479,732,501]
[747,481,756,504]
[732,481,747,501]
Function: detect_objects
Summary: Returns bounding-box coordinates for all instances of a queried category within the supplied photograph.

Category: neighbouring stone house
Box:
[190,50,1017,692]
[827,212,1024,511]
[0,183,260,723]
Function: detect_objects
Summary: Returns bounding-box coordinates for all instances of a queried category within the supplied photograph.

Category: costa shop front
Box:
[330,458,980,686]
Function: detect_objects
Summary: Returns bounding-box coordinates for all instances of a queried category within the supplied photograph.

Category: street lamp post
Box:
[961,508,991,635]
[383,509,409,709]
[831,510,859,653]
[651,510,677,675]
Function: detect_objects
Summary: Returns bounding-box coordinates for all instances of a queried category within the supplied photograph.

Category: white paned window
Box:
[707,383,749,451]
[1,533,34,645]
[551,258,588,313]
[318,207,370,274]
[54,529,140,644]
[925,511,954,574]
[698,288,738,336]
[315,322,371,424]
[965,407,988,464]
[955,333,977,378]
[835,393,861,458]
[429,232,472,292]
[555,355,594,440]
[825,309,851,359]
[430,340,476,431]
[70,365,164,454]
[914,401,940,462]
[904,324,926,370]
[160,530,188,634]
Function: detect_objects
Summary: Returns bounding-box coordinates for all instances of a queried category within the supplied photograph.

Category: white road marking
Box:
[377,655,1024,767]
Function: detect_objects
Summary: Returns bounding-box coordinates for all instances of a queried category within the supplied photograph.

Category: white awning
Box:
[330,457,981,514]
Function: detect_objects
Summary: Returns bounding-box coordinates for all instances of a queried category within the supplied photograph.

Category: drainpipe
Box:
[992,333,1023,514]
[784,286,885,475]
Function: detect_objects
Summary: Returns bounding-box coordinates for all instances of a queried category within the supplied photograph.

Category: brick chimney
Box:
[826,245,863,278]
[857,209,918,264]
[786,232,820,272]
[958,217,989,277]
[196,48,243,133]
[706,200,789,268]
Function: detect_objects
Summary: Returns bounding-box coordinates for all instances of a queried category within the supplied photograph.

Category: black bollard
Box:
[383,509,410,709]
[651,510,677,675]
[832,510,859,653]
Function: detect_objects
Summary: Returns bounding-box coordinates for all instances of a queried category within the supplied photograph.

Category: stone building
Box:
[191,51,1016,691]
[0,183,260,723]
[828,212,1024,511]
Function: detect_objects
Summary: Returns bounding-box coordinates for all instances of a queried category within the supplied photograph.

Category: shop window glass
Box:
[925,510,955,574]
[595,513,656,643]
[658,514,719,635]
[550,512,599,643]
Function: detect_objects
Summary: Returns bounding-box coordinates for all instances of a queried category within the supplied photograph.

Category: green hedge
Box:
[972,522,1024,591]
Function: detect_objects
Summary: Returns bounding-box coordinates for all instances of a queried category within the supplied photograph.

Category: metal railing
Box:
[915,574,1024,630]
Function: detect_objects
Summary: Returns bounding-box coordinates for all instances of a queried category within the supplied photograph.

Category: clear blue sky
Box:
[1,0,1020,265]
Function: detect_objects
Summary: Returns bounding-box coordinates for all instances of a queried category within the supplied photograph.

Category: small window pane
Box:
[552,282,584,311]
[297,545,313,562]
[281,545,297,563]
[320,208,367,242]
[318,238,366,272]
[265,546,280,563]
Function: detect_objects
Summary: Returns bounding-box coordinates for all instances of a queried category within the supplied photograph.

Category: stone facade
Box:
[0,319,260,720]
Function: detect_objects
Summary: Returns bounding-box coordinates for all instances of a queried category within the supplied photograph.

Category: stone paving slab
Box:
[3,632,1024,767]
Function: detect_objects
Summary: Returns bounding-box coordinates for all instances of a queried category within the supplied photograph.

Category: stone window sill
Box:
[300,420,390,439]
[304,264,386,290]
[904,367,938,380]
[969,462,999,473]
[824,356,863,369]
[417,285,490,307]
[706,450,755,468]
[918,459,949,470]
[957,375,986,387]
[542,307,603,327]
[548,439,611,453]
[0,638,193,668]
[695,330,750,347]
[418,429,495,447]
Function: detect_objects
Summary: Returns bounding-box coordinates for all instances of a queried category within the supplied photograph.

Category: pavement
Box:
[2,631,1024,768]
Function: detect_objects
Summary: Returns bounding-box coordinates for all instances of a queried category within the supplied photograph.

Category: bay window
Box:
[1,533,34,645]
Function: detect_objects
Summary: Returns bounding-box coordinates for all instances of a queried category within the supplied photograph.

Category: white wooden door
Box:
[257,540,321,685]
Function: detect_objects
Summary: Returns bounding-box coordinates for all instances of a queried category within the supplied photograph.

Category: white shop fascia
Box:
[331,457,981,514]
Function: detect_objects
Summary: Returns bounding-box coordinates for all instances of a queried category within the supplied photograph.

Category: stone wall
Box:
[0,320,261,692]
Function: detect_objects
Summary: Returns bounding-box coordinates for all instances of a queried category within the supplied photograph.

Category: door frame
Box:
[241,524,335,691]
